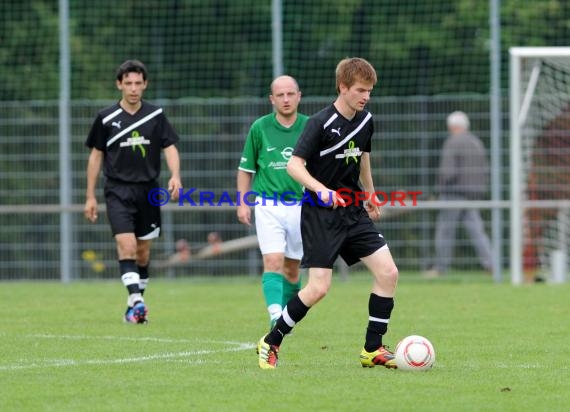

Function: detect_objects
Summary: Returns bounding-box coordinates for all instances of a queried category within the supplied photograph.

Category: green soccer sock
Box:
[262,272,284,322]
[282,276,301,307]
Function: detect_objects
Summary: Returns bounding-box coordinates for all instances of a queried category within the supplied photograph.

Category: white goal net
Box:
[510,47,570,284]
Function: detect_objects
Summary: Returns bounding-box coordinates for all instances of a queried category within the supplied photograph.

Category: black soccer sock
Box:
[265,294,310,346]
[364,294,394,352]
[138,264,149,296]
[119,259,141,305]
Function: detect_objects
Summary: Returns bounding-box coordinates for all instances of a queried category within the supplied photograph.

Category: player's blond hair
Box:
[335,57,377,94]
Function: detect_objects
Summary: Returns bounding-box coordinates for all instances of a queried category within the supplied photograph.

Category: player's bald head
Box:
[270,75,300,94]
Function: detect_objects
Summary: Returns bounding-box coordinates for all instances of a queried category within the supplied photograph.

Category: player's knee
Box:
[263,255,284,272]
[378,264,399,287]
[118,243,137,259]
[282,263,300,283]
[385,265,399,285]
[308,281,330,302]
[284,272,300,284]
[137,248,151,265]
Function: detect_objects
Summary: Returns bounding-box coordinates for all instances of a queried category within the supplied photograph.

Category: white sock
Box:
[121,272,143,307]
[121,271,140,287]
[268,304,282,321]
[128,293,144,307]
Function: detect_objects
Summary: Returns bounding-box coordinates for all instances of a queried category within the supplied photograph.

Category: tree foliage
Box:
[1,0,570,100]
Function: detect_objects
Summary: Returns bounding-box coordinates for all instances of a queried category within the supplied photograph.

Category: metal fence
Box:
[0,95,508,280]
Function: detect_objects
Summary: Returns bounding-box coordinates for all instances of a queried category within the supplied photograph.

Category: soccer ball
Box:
[394,335,435,371]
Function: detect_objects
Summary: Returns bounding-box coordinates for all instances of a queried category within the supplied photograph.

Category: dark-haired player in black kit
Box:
[257,57,399,369]
[84,60,182,324]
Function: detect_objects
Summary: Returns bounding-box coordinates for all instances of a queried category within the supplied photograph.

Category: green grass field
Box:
[0,273,568,412]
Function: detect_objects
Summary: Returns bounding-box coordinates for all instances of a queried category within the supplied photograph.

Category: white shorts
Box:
[254,199,303,260]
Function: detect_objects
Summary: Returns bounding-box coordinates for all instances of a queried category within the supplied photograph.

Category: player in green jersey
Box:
[237,75,308,329]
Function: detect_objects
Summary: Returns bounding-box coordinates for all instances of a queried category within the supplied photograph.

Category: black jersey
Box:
[85,101,179,183]
[293,104,373,196]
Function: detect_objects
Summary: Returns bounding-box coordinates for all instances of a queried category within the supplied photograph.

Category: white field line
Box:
[23,333,248,346]
[0,334,255,371]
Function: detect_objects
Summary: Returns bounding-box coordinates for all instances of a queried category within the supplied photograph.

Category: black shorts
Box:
[300,203,387,268]
[104,179,161,239]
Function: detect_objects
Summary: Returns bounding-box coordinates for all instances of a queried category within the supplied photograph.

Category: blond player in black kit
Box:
[257,57,399,369]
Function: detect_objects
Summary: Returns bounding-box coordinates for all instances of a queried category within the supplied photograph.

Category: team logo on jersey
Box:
[334,140,361,164]
[331,127,341,136]
[266,147,294,170]
[119,130,150,158]
[281,147,294,161]
[111,121,122,129]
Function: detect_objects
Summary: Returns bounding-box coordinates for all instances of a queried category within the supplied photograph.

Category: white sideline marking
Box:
[0,334,255,371]
[24,333,247,346]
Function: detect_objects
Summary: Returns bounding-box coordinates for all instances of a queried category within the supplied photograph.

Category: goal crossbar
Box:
[510,47,570,58]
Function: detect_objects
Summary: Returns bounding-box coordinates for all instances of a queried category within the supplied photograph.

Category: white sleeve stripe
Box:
[238,167,256,174]
[369,316,389,324]
[320,112,372,157]
[106,108,163,148]
[322,113,338,129]
[102,108,123,124]
[282,307,296,327]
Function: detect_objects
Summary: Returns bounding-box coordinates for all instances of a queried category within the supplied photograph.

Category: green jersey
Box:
[239,113,308,200]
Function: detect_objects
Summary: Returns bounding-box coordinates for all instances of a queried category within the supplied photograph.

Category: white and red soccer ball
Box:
[395,335,435,371]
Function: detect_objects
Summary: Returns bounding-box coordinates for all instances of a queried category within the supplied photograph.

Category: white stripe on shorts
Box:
[138,227,160,240]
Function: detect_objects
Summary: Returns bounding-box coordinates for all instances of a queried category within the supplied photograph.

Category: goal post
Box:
[510,47,570,284]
